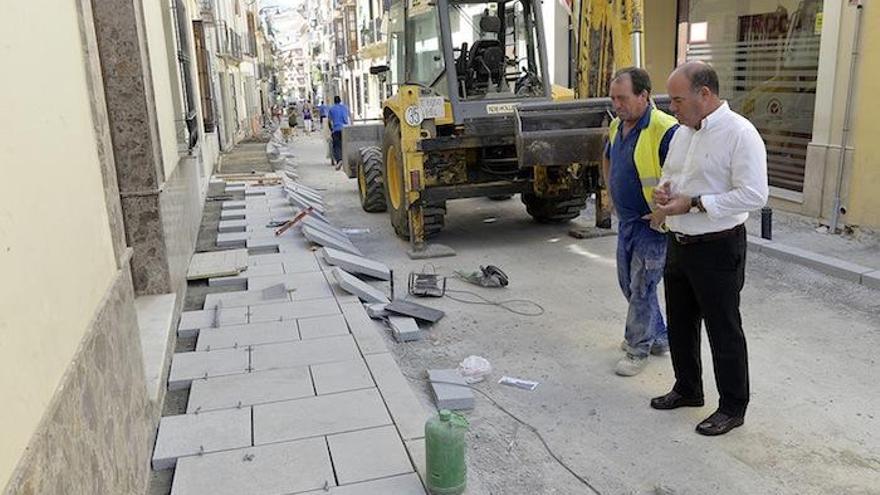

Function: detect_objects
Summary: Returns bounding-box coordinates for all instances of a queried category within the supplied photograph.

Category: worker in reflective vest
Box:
[603,67,679,377]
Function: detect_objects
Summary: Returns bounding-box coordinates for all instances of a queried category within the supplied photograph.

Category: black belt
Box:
[670,224,744,245]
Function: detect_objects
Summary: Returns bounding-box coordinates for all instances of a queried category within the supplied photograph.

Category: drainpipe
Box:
[829,0,864,233]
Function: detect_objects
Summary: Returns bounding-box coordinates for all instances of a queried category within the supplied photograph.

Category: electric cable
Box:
[405,373,603,495]
[444,287,545,317]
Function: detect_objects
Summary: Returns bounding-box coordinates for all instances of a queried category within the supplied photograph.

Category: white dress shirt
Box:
[661,101,769,235]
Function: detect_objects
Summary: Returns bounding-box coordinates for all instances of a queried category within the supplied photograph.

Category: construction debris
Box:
[427,369,475,410]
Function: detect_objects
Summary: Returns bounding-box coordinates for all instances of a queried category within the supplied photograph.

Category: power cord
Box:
[444,288,545,317]
[405,373,602,495]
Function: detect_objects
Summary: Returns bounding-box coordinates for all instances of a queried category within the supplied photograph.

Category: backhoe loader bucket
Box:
[514,98,613,168]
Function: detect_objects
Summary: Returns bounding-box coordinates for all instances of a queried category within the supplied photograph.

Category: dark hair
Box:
[612,67,652,96]
[685,62,720,95]
[334,95,341,104]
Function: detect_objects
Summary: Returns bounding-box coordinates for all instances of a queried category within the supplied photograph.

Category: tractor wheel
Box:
[357,146,386,213]
[382,119,410,238]
[522,193,588,223]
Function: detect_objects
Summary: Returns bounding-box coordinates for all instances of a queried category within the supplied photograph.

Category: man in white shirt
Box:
[650,62,768,436]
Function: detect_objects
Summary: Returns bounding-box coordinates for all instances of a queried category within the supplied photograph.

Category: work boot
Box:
[615,354,648,376]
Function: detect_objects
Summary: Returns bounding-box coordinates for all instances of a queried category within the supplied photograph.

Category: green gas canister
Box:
[425,409,468,495]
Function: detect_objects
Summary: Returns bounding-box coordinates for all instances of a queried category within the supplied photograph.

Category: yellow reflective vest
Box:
[608,107,678,209]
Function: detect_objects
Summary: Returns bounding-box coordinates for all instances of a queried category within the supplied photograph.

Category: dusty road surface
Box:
[289,134,880,495]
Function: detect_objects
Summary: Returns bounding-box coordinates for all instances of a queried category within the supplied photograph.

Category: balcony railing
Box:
[217,21,242,61]
[360,17,383,47]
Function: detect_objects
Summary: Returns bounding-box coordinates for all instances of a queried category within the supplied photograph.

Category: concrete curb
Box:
[747,235,880,289]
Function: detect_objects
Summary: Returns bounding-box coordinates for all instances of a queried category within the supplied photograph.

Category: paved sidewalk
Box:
[148,138,434,495]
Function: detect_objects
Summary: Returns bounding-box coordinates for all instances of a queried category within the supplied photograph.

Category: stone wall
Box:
[2,254,153,495]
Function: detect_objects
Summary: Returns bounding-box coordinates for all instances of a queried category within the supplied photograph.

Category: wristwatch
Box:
[689,196,706,213]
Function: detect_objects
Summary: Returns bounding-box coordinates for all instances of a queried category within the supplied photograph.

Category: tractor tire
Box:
[522,193,588,223]
[357,146,386,213]
[382,119,410,238]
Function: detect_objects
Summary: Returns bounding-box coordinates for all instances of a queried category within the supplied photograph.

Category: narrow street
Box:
[286,134,880,494]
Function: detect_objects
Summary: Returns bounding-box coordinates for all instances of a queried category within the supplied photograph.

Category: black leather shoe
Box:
[650,390,705,410]
[695,410,744,436]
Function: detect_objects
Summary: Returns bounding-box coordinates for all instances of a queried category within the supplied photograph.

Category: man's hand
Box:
[653,182,672,206]
[642,210,666,231]
[655,194,691,216]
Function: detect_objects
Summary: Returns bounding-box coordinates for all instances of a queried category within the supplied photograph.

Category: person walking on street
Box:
[603,67,679,377]
[303,104,313,134]
[651,61,768,436]
[318,100,328,126]
[327,96,351,169]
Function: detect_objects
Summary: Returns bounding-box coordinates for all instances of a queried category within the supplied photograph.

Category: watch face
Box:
[404,105,423,126]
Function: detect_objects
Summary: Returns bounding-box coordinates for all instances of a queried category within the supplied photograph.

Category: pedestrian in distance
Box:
[650,61,768,436]
[603,67,679,377]
[303,104,313,134]
[318,100,328,126]
[327,95,351,169]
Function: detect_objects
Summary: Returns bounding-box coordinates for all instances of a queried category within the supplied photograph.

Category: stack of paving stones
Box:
[154,179,432,494]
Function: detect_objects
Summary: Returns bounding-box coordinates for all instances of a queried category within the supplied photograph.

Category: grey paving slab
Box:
[216,232,248,248]
[427,369,474,410]
[331,268,389,304]
[196,321,299,351]
[251,335,359,371]
[390,316,422,342]
[302,216,348,238]
[248,297,340,323]
[171,438,333,495]
[249,236,313,253]
[220,209,246,220]
[298,314,350,340]
[206,275,248,289]
[288,192,326,213]
[248,252,321,273]
[253,388,391,445]
[217,219,248,233]
[405,439,427,486]
[863,270,880,289]
[303,474,425,495]
[327,425,413,485]
[335,294,362,305]
[187,367,314,413]
[167,349,250,390]
[311,359,374,395]
[186,249,248,280]
[340,302,389,355]
[303,226,362,256]
[151,408,251,470]
[365,303,389,319]
[365,353,431,441]
[215,272,332,300]
[221,200,246,210]
[322,247,391,280]
[203,288,290,310]
[386,299,445,323]
[177,307,249,338]
[760,241,874,282]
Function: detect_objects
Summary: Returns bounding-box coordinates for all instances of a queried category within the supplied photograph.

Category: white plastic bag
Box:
[458,355,492,384]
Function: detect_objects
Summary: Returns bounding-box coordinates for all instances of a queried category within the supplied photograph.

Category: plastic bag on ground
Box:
[458,355,492,384]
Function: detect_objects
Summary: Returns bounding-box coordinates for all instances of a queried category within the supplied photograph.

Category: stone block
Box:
[177,307,249,338]
[220,209,246,221]
[216,232,248,248]
[253,388,391,445]
[760,241,874,282]
[301,216,347,238]
[250,334,360,371]
[331,268,389,304]
[302,474,425,495]
[187,249,248,280]
[206,275,248,289]
[151,408,251,470]
[302,226,362,256]
[221,200,246,210]
[365,303,389,320]
[389,316,421,342]
[187,367,314,413]
[427,369,474,410]
[364,353,430,441]
[386,299,445,323]
[135,293,177,404]
[340,302,389,355]
[248,298,340,323]
[217,219,247,233]
[405,438,426,485]
[167,348,250,390]
[196,321,299,351]
[863,270,880,289]
[298,314,350,340]
[322,247,391,280]
[327,426,413,484]
[171,438,333,495]
[203,287,290,310]
[311,359,374,395]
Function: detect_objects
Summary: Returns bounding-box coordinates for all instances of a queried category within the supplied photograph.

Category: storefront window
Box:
[685,0,824,193]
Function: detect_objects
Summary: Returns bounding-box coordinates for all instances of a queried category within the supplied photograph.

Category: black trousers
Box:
[664,225,749,418]
[331,131,343,163]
